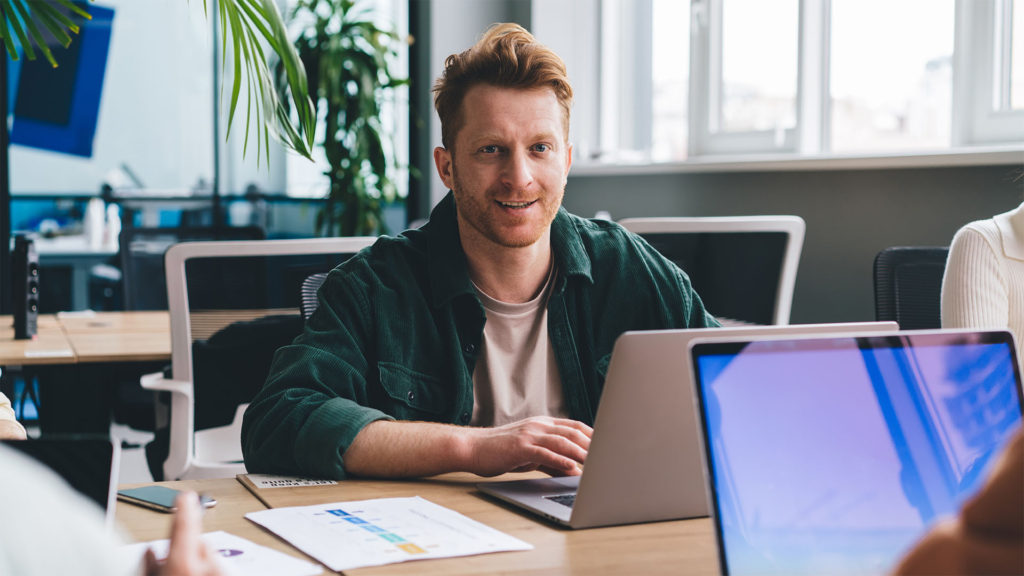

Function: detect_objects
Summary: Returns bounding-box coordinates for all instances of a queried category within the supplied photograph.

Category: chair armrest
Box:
[140,371,192,396]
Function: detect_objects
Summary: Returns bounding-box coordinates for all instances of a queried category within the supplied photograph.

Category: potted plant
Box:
[284,0,407,236]
[0,0,316,161]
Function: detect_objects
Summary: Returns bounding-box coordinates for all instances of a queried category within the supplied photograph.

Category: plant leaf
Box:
[11,0,57,67]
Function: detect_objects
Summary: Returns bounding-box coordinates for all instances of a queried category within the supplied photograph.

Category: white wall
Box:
[10,1,214,194]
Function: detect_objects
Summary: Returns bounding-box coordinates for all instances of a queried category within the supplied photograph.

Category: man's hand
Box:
[144,492,225,576]
[465,416,592,477]
[344,417,593,478]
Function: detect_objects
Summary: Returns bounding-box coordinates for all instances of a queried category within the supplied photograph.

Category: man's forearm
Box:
[343,420,475,478]
[343,416,592,479]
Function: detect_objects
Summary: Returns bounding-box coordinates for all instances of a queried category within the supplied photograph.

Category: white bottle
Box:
[84,198,106,249]
[105,204,121,251]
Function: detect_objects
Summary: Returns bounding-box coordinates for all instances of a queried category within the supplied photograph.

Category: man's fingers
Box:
[534,432,588,465]
[521,444,583,475]
[549,418,594,439]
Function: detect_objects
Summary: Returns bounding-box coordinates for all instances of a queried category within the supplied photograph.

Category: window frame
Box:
[953,0,1024,145]
[561,0,1024,170]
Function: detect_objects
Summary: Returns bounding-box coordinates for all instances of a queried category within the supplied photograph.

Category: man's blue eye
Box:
[533,144,550,152]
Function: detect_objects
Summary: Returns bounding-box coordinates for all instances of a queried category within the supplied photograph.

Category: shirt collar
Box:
[994,201,1024,262]
[425,192,594,308]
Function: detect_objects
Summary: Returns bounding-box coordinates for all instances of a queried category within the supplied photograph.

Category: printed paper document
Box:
[245,496,532,571]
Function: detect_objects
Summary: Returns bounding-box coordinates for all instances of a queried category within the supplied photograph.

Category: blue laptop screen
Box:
[692,332,1022,576]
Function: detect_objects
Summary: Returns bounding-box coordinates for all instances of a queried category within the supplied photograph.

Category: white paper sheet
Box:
[245,496,533,571]
[121,530,322,576]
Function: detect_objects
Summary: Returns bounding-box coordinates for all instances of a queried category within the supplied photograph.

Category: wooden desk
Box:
[116,474,719,576]
[1,311,170,433]
[116,477,323,568]
[0,311,171,366]
[0,315,76,366]
[57,311,171,363]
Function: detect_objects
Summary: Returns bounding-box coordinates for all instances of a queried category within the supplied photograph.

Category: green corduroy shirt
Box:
[241,193,719,479]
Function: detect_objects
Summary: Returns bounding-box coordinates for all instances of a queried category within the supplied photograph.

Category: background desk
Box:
[0,311,171,433]
[0,315,75,366]
[58,311,170,363]
[33,235,119,311]
[118,474,719,575]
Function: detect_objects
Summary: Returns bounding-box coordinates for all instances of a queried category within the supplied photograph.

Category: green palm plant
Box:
[285,0,406,236]
[0,0,316,164]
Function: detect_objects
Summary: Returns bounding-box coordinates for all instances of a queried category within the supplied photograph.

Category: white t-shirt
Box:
[470,266,568,426]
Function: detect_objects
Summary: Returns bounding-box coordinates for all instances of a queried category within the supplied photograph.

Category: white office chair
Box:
[618,216,805,325]
[141,237,376,480]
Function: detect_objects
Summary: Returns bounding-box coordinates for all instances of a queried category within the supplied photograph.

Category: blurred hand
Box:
[0,420,27,440]
[465,416,592,477]
[144,492,225,576]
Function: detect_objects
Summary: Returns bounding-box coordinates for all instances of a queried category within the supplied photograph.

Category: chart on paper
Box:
[246,496,532,571]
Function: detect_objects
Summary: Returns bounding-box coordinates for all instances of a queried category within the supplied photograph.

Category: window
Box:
[830,0,954,152]
[954,0,1024,145]
[564,0,1024,167]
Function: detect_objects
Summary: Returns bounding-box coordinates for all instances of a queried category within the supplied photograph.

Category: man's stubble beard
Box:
[450,161,564,250]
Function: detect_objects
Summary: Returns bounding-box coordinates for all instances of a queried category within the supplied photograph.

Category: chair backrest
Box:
[618,216,805,325]
[160,236,375,479]
[300,272,330,320]
[873,246,950,330]
[119,226,265,310]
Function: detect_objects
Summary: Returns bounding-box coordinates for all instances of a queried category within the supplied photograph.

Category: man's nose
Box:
[502,149,534,191]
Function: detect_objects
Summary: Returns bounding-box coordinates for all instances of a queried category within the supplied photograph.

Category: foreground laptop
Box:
[690,330,1023,575]
[477,321,898,529]
[2,435,120,530]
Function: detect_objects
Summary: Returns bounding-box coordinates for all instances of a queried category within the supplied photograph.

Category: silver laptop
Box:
[477,321,899,529]
[689,329,1023,575]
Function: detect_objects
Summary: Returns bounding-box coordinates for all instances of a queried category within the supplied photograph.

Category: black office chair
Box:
[119,226,265,311]
[300,272,330,320]
[873,246,950,330]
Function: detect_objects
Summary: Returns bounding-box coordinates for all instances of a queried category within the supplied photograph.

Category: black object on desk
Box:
[12,234,39,339]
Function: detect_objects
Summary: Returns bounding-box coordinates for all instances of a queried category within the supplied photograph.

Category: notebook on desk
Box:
[477,321,899,529]
[2,436,120,530]
[689,329,1023,575]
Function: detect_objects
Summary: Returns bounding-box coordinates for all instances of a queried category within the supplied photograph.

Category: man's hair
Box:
[432,23,573,151]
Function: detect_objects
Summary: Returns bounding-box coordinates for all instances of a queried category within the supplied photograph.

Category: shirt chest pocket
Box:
[377,361,449,420]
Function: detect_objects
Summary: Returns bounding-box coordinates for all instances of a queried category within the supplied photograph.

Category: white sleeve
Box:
[0,446,142,576]
[941,225,1009,330]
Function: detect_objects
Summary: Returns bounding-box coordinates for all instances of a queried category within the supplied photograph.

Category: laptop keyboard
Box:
[544,493,576,508]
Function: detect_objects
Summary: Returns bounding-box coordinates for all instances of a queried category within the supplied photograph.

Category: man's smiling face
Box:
[435,84,572,250]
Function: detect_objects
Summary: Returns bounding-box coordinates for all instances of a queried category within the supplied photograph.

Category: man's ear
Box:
[565,144,573,184]
[434,147,454,189]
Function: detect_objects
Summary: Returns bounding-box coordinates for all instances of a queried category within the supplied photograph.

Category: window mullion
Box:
[797,0,830,153]
[688,0,709,155]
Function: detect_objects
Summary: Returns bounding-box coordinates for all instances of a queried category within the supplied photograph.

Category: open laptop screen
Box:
[691,331,1023,576]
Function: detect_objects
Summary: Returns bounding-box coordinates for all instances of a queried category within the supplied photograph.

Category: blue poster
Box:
[9,3,114,158]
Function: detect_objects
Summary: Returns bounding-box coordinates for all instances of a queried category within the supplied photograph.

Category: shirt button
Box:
[460,412,470,424]
[407,390,416,402]
[463,343,476,354]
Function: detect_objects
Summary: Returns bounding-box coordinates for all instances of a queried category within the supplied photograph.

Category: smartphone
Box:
[117,486,217,513]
